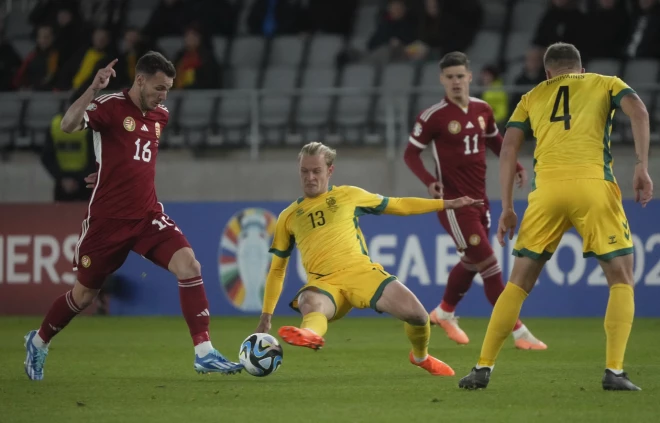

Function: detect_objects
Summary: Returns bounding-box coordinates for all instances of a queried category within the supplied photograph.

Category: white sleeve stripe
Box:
[408,136,427,149]
[485,129,499,137]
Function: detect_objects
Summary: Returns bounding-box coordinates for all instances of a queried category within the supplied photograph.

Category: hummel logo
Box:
[466,121,474,129]
[141,124,148,131]
[608,235,617,244]
[197,308,210,317]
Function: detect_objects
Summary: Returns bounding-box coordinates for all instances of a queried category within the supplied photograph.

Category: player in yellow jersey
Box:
[459,42,653,391]
[255,141,484,376]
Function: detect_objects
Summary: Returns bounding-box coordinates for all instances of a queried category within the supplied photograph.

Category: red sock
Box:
[38,290,83,343]
[481,263,523,331]
[440,261,477,313]
[178,277,211,346]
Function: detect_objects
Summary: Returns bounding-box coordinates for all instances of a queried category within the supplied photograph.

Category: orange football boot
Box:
[429,308,469,345]
[513,326,548,350]
[409,352,455,376]
[278,326,325,351]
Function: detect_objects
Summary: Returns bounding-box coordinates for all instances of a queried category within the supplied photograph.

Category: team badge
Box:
[469,234,481,246]
[155,122,161,139]
[326,196,338,212]
[81,255,91,268]
[413,122,422,137]
[478,115,486,130]
[448,120,461,134]
[86,103,97,111]
[123,116,136,132]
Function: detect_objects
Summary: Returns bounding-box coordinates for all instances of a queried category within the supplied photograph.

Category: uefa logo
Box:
[218,208,277,312]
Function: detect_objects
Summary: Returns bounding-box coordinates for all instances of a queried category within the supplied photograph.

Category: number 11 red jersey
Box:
[83,89,169,219]
[407,97,499,201]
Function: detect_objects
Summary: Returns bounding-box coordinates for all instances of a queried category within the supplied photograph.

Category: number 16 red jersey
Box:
[83,89,169,219]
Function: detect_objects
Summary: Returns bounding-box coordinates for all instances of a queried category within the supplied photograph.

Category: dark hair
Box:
[135,51,176,78]
[439,52,470,70]
[543,42,581,70]
[481,64,500,78]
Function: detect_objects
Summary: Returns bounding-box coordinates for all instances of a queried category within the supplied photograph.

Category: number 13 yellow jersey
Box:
[507,73,635,187]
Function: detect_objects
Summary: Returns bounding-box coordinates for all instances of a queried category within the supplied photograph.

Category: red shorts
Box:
[73,210,191,289]
[438,206,493,264]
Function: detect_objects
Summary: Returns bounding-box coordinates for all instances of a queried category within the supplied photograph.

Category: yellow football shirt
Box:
[507,73,635,187]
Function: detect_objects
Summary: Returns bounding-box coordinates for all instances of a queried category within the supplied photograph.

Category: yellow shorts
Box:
[514,179,633,261]
[289,263,398,321]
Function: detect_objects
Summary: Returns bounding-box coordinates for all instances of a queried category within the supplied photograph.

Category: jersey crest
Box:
[478,115,486,130]
[155,122,161,139]
[123,116,136,132]
[448,120,461,134]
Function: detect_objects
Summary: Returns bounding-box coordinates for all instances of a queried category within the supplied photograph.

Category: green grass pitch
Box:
[1,316,659,423]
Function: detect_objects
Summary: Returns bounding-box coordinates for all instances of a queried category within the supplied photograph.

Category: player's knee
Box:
[72,282,100,309]
[170,250,201,280]
[298,290,331,316]
[405,308,429,326]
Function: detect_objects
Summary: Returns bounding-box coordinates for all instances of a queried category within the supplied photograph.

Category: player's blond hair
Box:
[298,142,337,167]
[544,42,582,71]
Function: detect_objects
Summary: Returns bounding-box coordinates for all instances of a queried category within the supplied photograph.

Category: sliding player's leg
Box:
[374,279,454,376]
[25,217,131,381]
[279,284,348,351]
[136,211,241,375]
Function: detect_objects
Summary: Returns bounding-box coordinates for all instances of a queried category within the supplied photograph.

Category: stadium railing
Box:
[1,83,659,161]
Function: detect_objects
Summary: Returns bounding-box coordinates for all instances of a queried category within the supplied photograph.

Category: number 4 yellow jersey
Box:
[507,73,635,187]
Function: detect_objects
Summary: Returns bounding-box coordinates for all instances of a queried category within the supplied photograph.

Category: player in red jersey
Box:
[404,52,547,350]
[23,52,242,381]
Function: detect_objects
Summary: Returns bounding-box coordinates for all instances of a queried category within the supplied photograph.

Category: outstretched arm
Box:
[384,196,483,215]
[256,255,289,333]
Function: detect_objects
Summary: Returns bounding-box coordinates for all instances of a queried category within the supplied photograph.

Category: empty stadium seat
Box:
[510,1,545,32]
[467,31,501,64]
[269,36,306,67]
[296,68,337,128]
[308,35,344,68]
[157,36,183,61]
[375,63,415,126]
[505,32,534,63]
[230,37,266,69]
[335,64,376,142]
[353,5,378,36]
[623,59,660,84]
[260,67,297,135]
[176,92,217,146]
[586,59,621,77]
[24,93,64,147]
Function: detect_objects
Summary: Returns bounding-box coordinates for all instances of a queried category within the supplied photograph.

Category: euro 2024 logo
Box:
[218,208,277,312]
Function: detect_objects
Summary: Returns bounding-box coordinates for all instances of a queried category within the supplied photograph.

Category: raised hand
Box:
[91,58,118,91]
[444,196,485,209]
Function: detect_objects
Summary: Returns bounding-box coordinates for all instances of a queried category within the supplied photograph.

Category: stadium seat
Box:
[0,93,23,131]
[467,31,501,65]
[157,36,184,61]
[216,68,259,145]
[212,37,229,63]
[510,1,546,32]
[12,39,34,60]
[308,35,344,68]
[586,59,621,77]
[269,36,306,68]
[623,59,660,84]
[229,37,266,69]
[296,68,337,128]
[177,92,217,146]
[335,64,376,142]
[482,0,507,30]
[353,5,379,36]
[24,93,64,147]
[260,67,297,144]
[416,63,444,114]
[375,63,415,127]
[505,32,534,63]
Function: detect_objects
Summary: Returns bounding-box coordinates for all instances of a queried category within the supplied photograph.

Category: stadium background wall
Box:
[1,200,659,317]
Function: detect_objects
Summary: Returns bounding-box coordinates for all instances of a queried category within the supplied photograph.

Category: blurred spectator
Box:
[584,0,631,60]
[187,0,239,37]
[626,0,660,59]
[54,4,91,66]
[79,0,129,34]
[143,0,186,40]
[480,65,508,126]
[435,0,483,54]
[304,0,358,36]
[510,46,546,112]
[173,25,220,89]
[363,0,417,64]
[410,0,442,61]
[56,27,116,91]
[116,28,153,88]
[40,95,95,202]
[14,25,60,90]
[0,28,22,91]
[247,0,307,37]
[532,0,586,51]
[28,0,81,32]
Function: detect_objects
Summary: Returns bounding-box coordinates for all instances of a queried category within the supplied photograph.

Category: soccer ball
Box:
[238,333,283,377]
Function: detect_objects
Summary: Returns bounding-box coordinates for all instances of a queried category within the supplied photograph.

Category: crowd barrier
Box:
[1,200,659,317]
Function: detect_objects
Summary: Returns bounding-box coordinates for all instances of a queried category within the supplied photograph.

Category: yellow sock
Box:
[605,284,634,370]
[477,282,528,367]
[301,311,328,337]
[405,317,430,360]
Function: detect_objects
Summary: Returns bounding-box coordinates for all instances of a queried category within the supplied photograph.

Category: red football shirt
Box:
[407,96,501,201]
[83,89,169,219]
